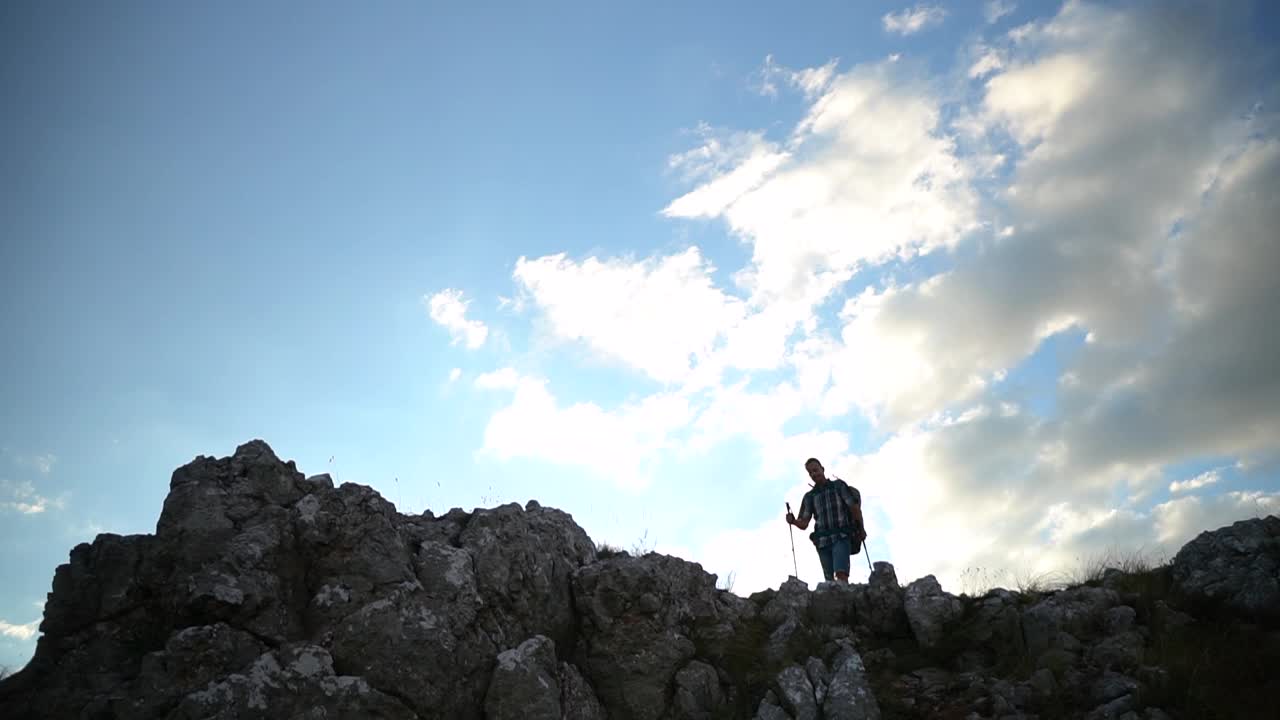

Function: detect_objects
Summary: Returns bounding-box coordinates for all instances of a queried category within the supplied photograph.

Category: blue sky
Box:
[3,0,1279,670]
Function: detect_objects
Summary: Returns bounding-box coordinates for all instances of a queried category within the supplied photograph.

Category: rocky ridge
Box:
[1,440,1277,719]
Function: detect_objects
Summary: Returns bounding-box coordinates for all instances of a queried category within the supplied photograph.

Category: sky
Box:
[2,0,1279,671]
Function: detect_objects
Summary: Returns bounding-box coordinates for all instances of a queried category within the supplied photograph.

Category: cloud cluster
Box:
[985,1,1017,24]
[0,479,64,515]
[426,289,489,349]
[449,1,1278,594]
[474,369,693,490]
[0,618,38,641]
[882,5,948,36]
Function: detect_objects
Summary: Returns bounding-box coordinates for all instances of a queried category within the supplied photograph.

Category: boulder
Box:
[903,575,963,649]
[1169,515,1280,620]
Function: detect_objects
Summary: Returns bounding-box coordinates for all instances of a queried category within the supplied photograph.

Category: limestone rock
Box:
[485,635,561,720]
[903,575,963,649]
[1170,515,1280,620]
[559,661,608,720]
[1,439,1276,720]
[672,659,726,720]
[855,562,908,635]
[168,644,415,720]
[774,663,819,720]
[823,643,881,720]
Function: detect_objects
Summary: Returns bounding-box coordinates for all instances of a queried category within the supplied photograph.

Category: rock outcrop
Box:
[1,440,1276,719]
[1168,514,1280,621]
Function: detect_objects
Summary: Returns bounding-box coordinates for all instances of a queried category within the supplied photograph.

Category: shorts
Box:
[816,535,852,581]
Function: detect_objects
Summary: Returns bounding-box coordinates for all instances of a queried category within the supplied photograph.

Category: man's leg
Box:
[817,544,834,582]
[832,536,852,585]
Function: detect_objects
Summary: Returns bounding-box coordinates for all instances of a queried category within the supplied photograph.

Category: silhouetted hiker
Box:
[785,457,867,584]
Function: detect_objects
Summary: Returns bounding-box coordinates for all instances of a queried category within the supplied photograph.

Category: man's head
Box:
[804,458,827,484]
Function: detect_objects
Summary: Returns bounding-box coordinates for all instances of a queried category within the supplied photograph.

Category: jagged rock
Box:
[910,667,952,701]
[1,440,1276,720]
[1022,586,1120,658]
[823,642,880,720]
[763,577,814,625]
[805,656,831,706]
[811,582,857,627]
[1152,600,1194,630]
[965,589,1024,656]
[755,690,790,720]
[672,659,725,720]
[855,562,908,635]
[168,644,416,719]
[1088,693,1136,720]
[1088,631,1145,671]
[1092,671,1140,704]
[774,663,819,720]
[903,575,962,649]
[127,623,267,717]
[460,501,597,651]
[559,661,608,720]
[766,615,806,666]
[572,553,711,720]
[1170,515,1280,620]
[485,635,561,720]
[1029,667,1057,699]
[1104,606,1137,634]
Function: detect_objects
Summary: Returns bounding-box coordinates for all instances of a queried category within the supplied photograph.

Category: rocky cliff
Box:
[1,440,1277,719]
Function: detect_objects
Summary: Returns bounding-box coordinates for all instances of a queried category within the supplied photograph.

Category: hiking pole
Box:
[785,502,799,578]
[863,538,873,573]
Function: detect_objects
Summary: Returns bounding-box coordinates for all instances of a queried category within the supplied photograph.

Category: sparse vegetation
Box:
[716,570,736,593]
[595,541,626,559]
[1012,567,1066,594]
[958,566,1007,597]
[1069,546,1164,586]
[629,529,655,557]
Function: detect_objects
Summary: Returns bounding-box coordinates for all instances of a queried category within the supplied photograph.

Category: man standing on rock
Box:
[786,458,867,585]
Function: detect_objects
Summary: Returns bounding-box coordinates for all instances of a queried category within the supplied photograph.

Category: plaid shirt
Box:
[798,478,860,548]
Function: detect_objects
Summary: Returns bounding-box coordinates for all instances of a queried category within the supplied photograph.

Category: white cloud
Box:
[30,454,55,475]
[475,367,522,390]
[0,618,38,641]
[469,1,1280,597]
[1154,492,1280,545]
[696,507,822,593]
[968,47,1005,79]
[512,248,747,385]
[665,57,979,337]
[1169,470,1222,494]
[1,479,65,515]
[475,369,693,490]
[810,407,1275,592]
[752,55,840,101]
[663,137,789,219]
[800,0,1273,434]
[985,0,1016,24]
[882,5,947,36]
[426,289,489,349]
[448,368,462,383]
[754,54,784,99]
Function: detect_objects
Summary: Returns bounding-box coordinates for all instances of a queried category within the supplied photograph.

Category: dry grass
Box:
[595,541,626,559]
[1068,546,1165,586]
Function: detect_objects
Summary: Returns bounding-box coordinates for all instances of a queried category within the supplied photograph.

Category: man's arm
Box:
[850,502,866,541]
[787,496,813,530]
